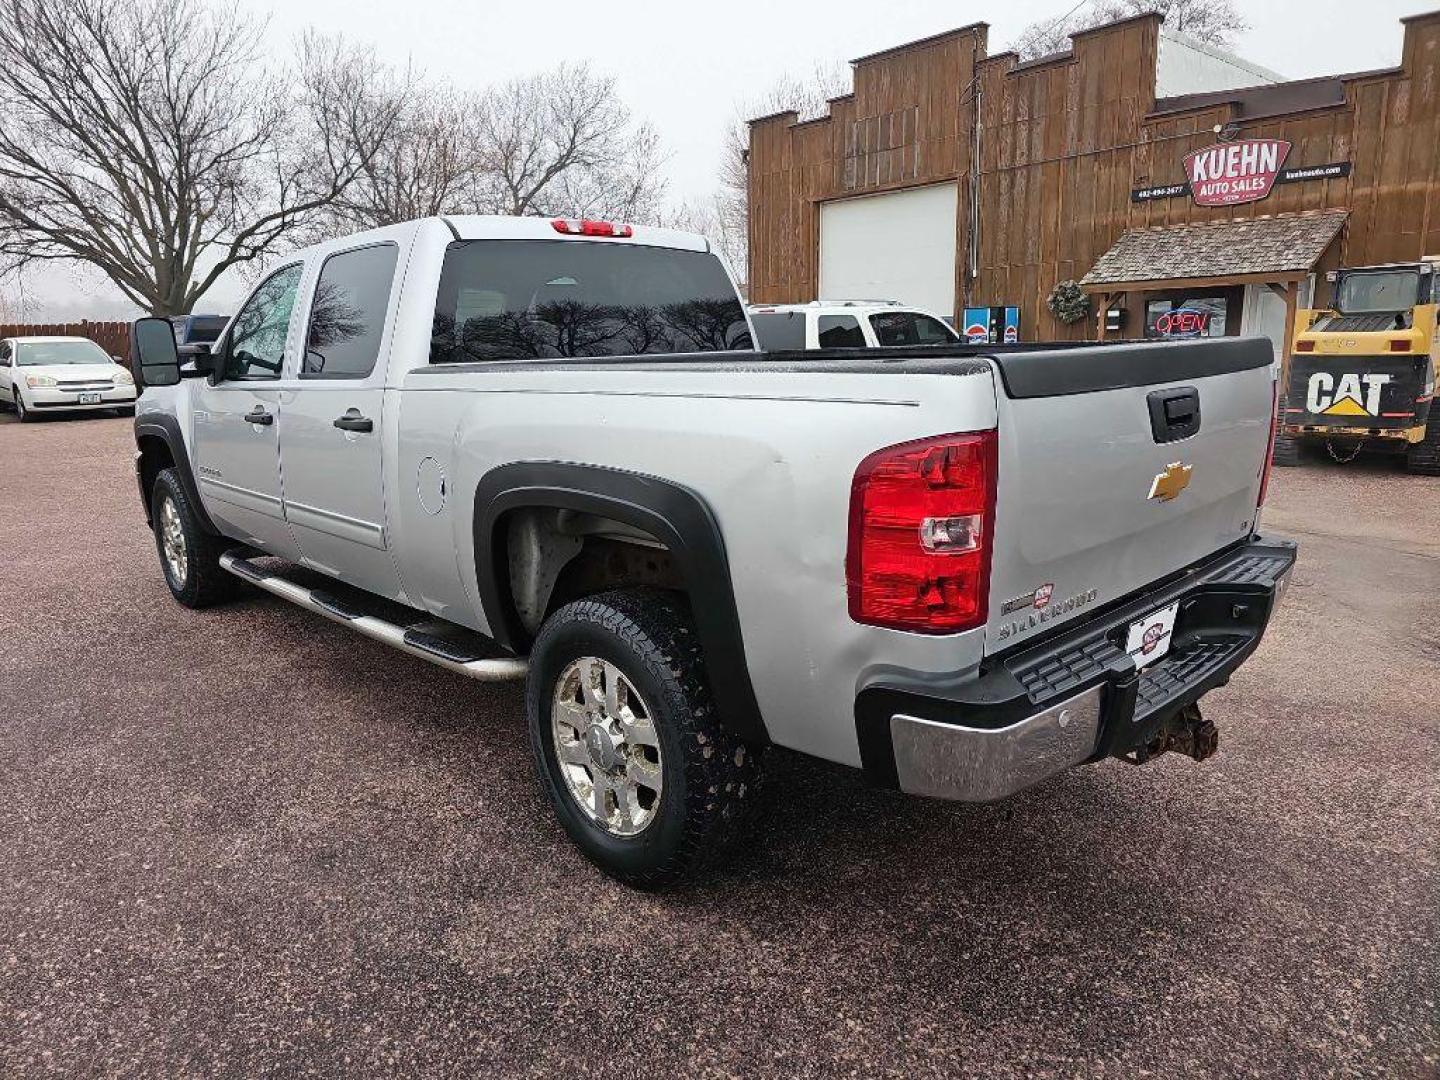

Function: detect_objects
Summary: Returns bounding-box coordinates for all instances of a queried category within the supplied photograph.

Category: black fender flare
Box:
[473,462,768,746]
[134,413,221,535]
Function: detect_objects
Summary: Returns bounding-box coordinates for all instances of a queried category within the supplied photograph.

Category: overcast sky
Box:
[9,0,1433,319]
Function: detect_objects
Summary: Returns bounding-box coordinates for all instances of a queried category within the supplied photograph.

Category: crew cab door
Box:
[278,240,405,600]
[192,263,305,558]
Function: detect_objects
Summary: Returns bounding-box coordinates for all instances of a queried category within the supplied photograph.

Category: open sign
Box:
[1151,307,1212,338]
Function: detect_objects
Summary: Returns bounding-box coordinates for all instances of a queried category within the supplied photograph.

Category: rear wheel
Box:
[150,468,240,608]
[1406,415,1440,476]
[527,588,764,888]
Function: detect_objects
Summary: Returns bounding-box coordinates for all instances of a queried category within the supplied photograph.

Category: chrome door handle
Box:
[244,406,273,426]
[333,409,373,433]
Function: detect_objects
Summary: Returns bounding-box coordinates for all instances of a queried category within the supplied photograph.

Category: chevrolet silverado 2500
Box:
[130,215,1295,886]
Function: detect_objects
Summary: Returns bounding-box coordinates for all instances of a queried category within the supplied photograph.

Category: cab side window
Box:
[870,311,957,347]
[303,243,399,379]
[223,264,303,380]
[817,315,865,348]
[0,341,11,365]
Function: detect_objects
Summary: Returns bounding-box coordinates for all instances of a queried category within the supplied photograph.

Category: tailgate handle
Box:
[1147,387,1201,443]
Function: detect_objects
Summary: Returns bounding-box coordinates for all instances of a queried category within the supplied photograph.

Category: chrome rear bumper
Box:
[890,686,1102,802]
[856,536,1298,803]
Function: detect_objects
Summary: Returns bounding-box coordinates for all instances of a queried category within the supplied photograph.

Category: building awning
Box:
[1080,210,1348,293]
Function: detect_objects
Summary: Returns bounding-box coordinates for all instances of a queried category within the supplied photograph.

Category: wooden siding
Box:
[747,25,986,306]
[748,11,1440,337]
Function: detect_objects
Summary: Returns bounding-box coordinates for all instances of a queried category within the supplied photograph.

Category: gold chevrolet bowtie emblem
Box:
[1148,461,1193,502]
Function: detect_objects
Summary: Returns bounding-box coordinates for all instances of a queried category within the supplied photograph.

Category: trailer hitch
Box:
[1160,703,1218,761]
[1123,703,1219,765]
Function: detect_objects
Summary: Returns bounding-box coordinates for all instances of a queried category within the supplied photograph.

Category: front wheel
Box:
[14,390,36,423]
[527,589,764,888]
[151,468,240,608]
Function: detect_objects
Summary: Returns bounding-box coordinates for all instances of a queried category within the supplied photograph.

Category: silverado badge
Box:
[1148,461,1193,502]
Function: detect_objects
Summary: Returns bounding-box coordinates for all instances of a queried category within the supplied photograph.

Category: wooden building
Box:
[747,10,1440,360]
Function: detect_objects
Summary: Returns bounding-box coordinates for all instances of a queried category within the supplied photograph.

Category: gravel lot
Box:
[1,412,1436,1078]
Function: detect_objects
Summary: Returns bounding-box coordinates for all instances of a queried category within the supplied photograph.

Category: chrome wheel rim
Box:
[159,496,188,585]
[551,656,663,836]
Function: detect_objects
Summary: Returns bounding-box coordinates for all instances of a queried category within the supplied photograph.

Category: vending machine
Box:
[961,306,1021,344]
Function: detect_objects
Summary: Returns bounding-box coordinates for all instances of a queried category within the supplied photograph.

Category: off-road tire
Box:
[1272,429,1304,467]
[150,467,241,608]
[1406,415,1440,475]
[527,588,764,888]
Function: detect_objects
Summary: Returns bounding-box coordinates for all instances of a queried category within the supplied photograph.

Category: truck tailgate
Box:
[984,339,1275,654]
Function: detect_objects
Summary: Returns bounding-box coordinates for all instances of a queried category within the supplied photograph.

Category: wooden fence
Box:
[0,321,131,365]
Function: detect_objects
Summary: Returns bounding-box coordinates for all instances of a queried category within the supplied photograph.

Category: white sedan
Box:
[0,336,137,422]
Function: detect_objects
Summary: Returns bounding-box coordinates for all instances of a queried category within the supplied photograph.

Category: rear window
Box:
[869,311,957,346]
[749,311,807,351]
[430,240,749,363]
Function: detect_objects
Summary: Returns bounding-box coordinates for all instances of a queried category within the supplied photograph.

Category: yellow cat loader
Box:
[1276,258,1439,474]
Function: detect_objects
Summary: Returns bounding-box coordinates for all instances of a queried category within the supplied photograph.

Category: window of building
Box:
[1145,296,1230,339]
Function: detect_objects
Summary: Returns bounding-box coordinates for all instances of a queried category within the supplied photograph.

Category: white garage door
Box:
[819,182,958,316]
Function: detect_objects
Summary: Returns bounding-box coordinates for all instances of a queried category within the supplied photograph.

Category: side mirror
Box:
[177,344,217,377]
[130,317,181,389]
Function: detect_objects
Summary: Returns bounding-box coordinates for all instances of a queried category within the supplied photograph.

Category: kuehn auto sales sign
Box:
[1130,139,1350,206]
[1184,138,1289,206]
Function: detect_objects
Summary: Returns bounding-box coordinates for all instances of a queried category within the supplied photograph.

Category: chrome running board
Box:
[219,551,528,682]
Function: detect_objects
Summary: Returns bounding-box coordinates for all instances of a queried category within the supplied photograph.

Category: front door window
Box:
[224,264,304,380]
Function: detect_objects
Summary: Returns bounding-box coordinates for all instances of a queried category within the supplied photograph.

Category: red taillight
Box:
[1294,340,1315,352]
[1389,338,1410,352]
[1258,380,1278,509]
[551,218,633,238]
[847,431,998,634]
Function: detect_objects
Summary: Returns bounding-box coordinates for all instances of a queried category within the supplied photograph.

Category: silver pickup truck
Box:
[130,215,1296,886]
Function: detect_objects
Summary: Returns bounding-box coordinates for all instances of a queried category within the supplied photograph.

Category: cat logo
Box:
[1306,372,1392,417]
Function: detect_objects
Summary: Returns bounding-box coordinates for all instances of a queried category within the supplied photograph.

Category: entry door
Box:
[279,242,405,600]
[192,263,305,558]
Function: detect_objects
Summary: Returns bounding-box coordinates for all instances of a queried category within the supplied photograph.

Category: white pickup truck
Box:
[130,215,1295,886]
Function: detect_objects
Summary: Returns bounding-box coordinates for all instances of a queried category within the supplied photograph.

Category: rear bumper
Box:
[1281,420,1427,445]
[855,536,1297,802]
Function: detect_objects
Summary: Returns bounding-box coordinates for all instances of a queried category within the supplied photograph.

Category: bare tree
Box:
[1012,0,1250,60]
[709,64,848,286]
[0,0,406,315]
[324,84,479,231]
[469,63,666,222]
